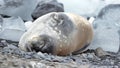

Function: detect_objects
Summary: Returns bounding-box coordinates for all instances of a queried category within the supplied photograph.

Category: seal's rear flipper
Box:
[72,43,90,55]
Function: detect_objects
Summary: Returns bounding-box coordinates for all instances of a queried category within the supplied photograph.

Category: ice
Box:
[25,21,33,30]
[88,4,120,53]
[0,0,38,21]
[88,17,95,24]
[105,0,120,4]
[58,0,120,17]
[0,16,3,29]
[0,16,26,42]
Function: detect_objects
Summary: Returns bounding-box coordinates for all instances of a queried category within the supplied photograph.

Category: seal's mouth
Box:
[29,35,55,54]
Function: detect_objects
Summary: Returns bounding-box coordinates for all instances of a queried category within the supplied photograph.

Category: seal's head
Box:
[25,35,57,54]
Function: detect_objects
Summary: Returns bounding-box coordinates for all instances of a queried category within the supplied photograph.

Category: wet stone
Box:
[32,0,64,19]
[95,47,111,58]
[0,40,8,48]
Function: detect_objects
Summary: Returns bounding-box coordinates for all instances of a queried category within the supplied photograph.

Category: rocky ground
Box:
[0,40,120,68]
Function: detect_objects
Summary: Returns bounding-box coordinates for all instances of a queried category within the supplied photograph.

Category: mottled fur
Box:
[18,12,93,56]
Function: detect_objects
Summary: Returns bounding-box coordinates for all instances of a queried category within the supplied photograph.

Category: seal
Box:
[18,12,93,56]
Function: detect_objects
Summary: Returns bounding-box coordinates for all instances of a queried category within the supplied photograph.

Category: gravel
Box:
[0,40,120,68]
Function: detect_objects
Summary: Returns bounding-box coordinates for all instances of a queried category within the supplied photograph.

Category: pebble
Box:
[95,47,110,58]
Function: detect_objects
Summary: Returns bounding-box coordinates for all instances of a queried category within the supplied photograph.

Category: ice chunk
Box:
[0,16,3,29]
[0,0,38,21]
[88,17,95,24]
[25,21,33,30]
[105,0,120,4]
[0,16,26,42]
[58,0,105,17]
[58,0,120,17]
[89,4,120,53]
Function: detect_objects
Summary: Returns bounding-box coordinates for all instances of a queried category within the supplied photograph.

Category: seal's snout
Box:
[31,35,54,54]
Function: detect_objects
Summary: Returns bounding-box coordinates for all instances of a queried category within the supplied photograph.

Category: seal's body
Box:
[18,12,93,56]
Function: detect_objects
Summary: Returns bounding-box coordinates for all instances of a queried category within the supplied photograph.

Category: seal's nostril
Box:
[32,46,40,52]
[31,42,42,52]
[30,35,54,53]
[36,35,55,54]
[41,44,54,54]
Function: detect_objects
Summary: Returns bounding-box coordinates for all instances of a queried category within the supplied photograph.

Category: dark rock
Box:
[95,47,110,58]
[2,44,19,54]
[0,40,8,47]
[32,0,64,19]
